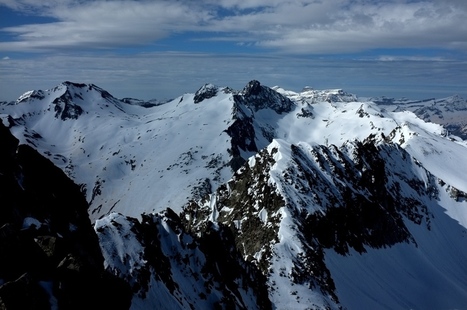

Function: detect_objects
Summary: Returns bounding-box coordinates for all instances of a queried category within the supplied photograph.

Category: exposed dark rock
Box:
[297,139,433,255]
[0,273,50,310]
[197,221,272,310]
[240,80,295,114]
[225,116,257,171]
[243,80,262,96]
[53,92,83,120]
[120,98,163,108]
[194,83,219,103]
[223,81,295,172]
[98,209,272,309]
[0,122,131,309]
[63,81,87,89]
[182,146,283,274]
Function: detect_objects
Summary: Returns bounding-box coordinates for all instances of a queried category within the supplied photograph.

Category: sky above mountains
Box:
[1,0,466,101]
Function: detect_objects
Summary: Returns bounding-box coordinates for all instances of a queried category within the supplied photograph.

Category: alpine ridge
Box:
[1,80,467,309]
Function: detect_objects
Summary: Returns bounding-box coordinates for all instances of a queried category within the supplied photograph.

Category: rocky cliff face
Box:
[95,209,271,310]
[0,122,131,309]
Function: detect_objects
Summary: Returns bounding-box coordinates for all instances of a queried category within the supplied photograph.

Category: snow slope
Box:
[1,82,242,221]
[277,88,467,195]
[325,203,467,310]
[371,95,467,139]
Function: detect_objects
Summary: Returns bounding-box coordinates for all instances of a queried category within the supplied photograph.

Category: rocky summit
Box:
[1,80,467,309]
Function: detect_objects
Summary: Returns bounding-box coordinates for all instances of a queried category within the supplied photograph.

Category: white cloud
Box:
[377,55,449,62]
[228,1,467,53]
[0,0,466,54]
[0,1,212,51]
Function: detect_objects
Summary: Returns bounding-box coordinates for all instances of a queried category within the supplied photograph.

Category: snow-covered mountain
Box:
[0,81,295,221]
[369,95,467,139]
[1,81,467,309]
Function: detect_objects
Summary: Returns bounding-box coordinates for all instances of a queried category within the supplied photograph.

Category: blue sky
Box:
[1,0,466,101]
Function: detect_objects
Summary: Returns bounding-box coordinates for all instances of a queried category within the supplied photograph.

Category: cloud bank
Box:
[1,52,466,102]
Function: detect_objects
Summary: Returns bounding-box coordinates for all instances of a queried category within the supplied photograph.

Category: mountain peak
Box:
[61,81,115,101]
[239,80,295,114]
[62,81,88,88]
[193,83,235,103]
[242,80,262,96]
[11,81,126,121]
[193,83,219,103]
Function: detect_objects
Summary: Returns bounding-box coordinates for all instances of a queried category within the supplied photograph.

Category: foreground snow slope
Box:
[326,204,467,310]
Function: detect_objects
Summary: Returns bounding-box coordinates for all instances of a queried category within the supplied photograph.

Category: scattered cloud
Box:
[377,55,449,62]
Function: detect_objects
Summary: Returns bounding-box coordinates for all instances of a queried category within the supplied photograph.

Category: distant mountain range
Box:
[1,81,466,309]
[369,95,467,139]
